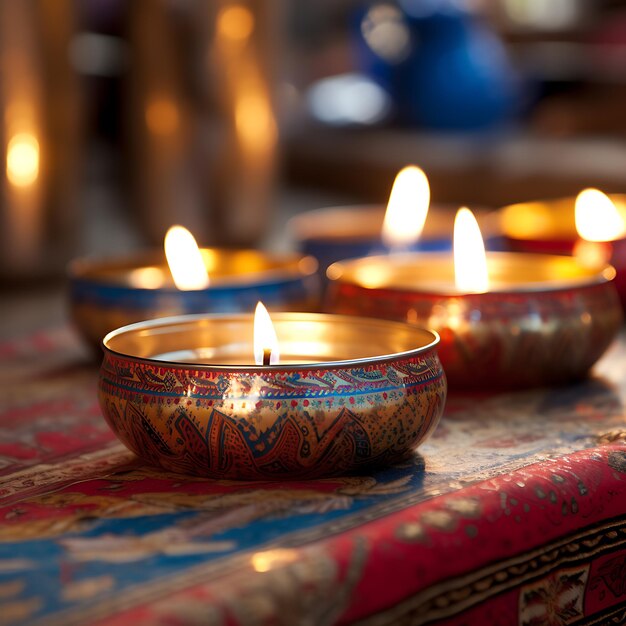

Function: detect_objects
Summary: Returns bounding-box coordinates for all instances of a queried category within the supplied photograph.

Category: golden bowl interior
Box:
[69,248,318,289]
[499,194,626,240]
[103,312,440,368]
[327,251,616,295]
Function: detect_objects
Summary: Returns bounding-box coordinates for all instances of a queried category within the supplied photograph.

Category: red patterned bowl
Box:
[326,252,623,390]
[98,313,446,479]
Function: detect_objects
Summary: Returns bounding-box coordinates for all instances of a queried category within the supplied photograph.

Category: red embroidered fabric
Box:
[1,327,626,625]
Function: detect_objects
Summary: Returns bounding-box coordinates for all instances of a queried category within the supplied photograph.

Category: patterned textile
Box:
[2,327,626,625]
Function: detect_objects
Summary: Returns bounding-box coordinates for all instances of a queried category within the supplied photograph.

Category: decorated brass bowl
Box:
[326,252,623,390]
[499,194,626,310]
[69,249,319,349]
[98,313,446,480]
[289,204,499,278]
[499,194,626,254]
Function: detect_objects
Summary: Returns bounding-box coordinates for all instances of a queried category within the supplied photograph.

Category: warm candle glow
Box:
[164,225,210,290]
[251,549,299,573]
[127,266,166,289]
[573,239,612,269]
[254,301,279,365]
[454,207,489,293]
[145,98,179,136]
[381,165,430,249]
[234,83,277,157]
[6,133,39,187]
[575,188,626,242]
[217,4,255,42]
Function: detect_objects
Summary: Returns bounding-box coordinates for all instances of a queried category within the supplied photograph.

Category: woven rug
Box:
[2,327,626,625]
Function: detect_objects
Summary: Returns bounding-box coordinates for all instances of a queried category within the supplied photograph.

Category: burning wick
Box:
[254,301,280,366]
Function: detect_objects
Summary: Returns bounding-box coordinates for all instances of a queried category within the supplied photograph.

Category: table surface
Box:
[2,312,626,625]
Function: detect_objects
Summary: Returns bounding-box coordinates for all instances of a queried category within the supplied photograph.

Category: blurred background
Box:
[2,0,626,289]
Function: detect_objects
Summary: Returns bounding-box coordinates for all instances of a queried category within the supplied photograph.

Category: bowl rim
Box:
[288,203,494,242]
[68,248,318,292]
[326,250,618,295]
[101,312,441,372]
[498,194,626,242]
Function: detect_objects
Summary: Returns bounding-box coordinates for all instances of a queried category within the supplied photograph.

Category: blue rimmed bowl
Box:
[68,249,320,349]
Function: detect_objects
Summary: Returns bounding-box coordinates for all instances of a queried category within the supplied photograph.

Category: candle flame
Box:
[6,133,39,187]
[164,225,210,290]
[254,302,279,365]
[454,207,489,293]
[381,165,430,249]
[575,188,626,242]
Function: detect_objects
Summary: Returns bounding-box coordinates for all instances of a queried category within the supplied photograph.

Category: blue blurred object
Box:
[301,232,450,283]
[290,203,508,285]
[289,205,452,285]
[355,0,520,130]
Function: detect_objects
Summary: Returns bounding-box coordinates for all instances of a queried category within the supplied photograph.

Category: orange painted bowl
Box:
[499,194,626,310]
[326,252,623,390]
[98,313,446,479]
[498,194,626,255]
[68,249,320,350]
